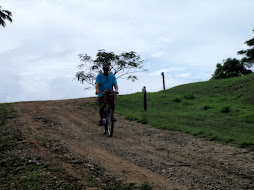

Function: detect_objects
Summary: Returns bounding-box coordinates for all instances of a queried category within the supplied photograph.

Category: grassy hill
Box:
[116,73,254,149]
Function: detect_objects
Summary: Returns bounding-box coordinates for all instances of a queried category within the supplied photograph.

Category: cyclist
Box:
[95,63,119,126]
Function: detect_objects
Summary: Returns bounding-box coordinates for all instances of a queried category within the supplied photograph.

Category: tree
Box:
[75,49,147,89]
[238,29,254,68]
[0,6,12,27]
[211,58,252,80]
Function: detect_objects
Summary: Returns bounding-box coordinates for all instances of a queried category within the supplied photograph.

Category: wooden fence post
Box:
[142,86,147,112]
[161,72,165,90]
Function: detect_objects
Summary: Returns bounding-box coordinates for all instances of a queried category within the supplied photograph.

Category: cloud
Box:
[149,68,185,76]
[1,0,254,103]
[176,73,192,78]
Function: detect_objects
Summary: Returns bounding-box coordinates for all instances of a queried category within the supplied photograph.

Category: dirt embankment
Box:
[9,98,254,189]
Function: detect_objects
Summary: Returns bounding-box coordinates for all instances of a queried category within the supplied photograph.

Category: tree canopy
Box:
[211,29,254,80]
[237,29,254,68]
[0,6,12,27]
[76,50,147,89]
[211,58,252,80]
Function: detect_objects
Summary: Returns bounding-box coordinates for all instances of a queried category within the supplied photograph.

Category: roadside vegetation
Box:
[0,5,13,27]
[116,73,254,150]
[0,104,80,189]
[211,29,253,80]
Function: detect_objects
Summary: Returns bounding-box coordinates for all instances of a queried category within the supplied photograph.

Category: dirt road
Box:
[12,98,254,189]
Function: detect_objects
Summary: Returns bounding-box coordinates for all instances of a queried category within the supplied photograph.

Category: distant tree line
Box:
[211,29,254,80]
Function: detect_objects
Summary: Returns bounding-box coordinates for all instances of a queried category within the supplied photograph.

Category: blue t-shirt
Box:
[96,73,117,97]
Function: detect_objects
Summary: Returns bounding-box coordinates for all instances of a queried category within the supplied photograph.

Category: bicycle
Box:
[102,89,116,137]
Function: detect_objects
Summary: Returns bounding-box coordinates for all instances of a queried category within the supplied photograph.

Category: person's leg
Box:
[98,96,105,126]
[110,101,117,122]
[99,103,105,119]
[110,102,115,113]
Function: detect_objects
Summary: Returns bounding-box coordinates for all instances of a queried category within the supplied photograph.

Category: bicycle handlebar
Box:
[97,89,119,95]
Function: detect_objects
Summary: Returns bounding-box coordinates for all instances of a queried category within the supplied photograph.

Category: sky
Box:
[1,0,254,103]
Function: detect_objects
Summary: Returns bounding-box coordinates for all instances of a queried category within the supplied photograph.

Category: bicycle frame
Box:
[105,104,110,124]
[102,90,115,137]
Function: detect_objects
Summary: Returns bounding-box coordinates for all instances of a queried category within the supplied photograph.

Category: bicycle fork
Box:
[103,106,109,125]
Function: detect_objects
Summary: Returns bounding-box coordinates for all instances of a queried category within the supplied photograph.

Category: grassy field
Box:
[115,73,254,149]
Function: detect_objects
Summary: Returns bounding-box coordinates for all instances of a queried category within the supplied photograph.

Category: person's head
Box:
[103,63,110,74]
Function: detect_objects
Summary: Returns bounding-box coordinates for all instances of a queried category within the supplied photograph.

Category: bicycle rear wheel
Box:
[107,109,114,137]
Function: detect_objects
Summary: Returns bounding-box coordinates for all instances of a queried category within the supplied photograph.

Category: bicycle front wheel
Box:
[102,112,107,134]
[107,109,114,137]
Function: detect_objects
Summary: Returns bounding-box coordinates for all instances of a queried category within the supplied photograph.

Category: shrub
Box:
[173,98,182,103]
[221,106,231,113]
[203,105,210,110]
[184,94,196,100]
[126,114,138,121]
[140,183,153,190]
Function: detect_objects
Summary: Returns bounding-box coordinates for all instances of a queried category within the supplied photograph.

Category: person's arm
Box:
[112,75,119,94]
[95,83,100,95]
[95,74,101,95]
[114,84,119,94]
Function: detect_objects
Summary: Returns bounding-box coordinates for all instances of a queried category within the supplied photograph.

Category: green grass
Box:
[0,104,17,150]
[0,104,79,190]
[0,104,47,189]
[116,73,254,150]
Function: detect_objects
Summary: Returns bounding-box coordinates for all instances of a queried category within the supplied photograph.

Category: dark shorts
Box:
[98,96,104,106]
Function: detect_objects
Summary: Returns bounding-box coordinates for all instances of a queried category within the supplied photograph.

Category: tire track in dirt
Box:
[14,98,254,189]
[31,102,180,189]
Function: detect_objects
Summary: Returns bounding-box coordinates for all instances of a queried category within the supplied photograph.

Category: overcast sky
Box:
[1,0,254,103]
